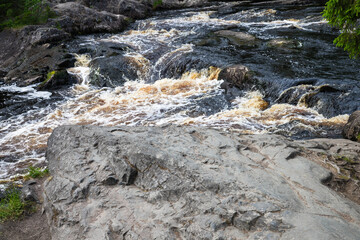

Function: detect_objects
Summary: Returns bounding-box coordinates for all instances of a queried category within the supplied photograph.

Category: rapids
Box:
[0,2,359,179]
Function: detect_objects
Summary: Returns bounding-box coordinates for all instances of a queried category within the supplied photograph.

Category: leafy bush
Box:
[323,0,360,58]
[0,0,56,30]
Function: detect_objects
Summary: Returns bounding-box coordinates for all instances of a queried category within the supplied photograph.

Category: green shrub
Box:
[0,187,25,222]
[323,0,360,58]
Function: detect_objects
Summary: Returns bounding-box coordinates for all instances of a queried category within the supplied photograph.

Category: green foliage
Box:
[27,166,49,179]
[0,186,25,222]
[0,0,56,30]
[323,0,360,58]
[153,0,163,10]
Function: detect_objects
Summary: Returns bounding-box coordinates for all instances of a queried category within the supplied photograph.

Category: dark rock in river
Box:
[159,0,208,9]
[267,38,302,52]
[343,111,360,142]
[89,55,143,87]
[276,84,315,105]
[52,2,128,35]
[215,30,259,48]
[218,65,255,90]
[44,125,360,240]
[37,70,77,91]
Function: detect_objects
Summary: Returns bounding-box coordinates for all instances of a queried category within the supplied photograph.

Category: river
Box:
[0,2,359,179]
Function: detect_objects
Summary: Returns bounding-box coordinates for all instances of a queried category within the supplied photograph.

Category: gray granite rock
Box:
[44,125,360,240]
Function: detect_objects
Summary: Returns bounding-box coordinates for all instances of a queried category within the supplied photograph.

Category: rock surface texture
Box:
[343,111,360,142]
[44,125,360,240]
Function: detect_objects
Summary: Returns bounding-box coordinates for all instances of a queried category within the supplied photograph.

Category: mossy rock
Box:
[37,70,77,91]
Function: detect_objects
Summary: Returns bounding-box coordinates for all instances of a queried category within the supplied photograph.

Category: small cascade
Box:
[1,3,359,180]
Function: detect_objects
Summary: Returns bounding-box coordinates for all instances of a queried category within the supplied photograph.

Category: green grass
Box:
[27,166,49,179]
[357,133,360,142]
[0,187,25,222]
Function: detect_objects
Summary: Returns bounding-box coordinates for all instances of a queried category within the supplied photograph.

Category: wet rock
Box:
[267,38,302,51]
[276,85,316,105]
[276,84,360,118]
[0,27,76,85]
[159,0,208,9]
[37,70,77,91]
[89,55,141,87]
[17,76,44,87]
[218,65,253,89]
[30,27,70,46]
[343,111,360,142]
[81,0,152,19]
[215,30,258,47]
[44,125,360,240]
[52,2,128,35]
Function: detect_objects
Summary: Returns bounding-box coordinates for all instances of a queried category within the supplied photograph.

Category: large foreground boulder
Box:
[44,125,360,240]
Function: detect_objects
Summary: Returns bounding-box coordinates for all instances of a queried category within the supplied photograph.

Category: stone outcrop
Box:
[50,2,128,35]
[0,2,129,84]
[81,0,152,19]
[159,0,208,9]
[0,27,75,84]
[43,125,360,240]
[343,110,360,142]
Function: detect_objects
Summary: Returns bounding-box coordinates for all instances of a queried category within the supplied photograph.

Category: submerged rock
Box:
[215,30,258,47]
[44,125,360,240]
[267,38,302,51]
[343,111,360,142]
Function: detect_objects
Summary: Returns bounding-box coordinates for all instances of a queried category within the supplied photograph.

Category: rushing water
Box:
[0,2,359,179]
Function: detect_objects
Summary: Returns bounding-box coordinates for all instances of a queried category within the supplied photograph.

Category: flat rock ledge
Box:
[44,125,360,240]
